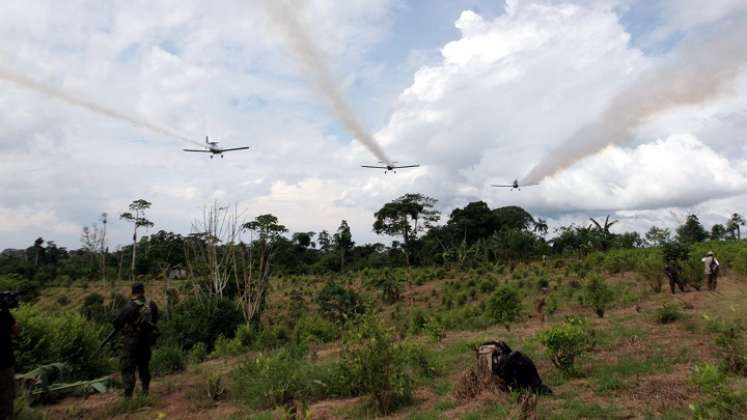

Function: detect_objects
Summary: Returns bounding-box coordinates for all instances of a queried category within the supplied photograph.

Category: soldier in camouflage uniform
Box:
[113,282,159,398]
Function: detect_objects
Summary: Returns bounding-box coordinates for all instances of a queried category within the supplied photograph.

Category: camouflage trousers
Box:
[120,340,152,398]
[0,366,14,420]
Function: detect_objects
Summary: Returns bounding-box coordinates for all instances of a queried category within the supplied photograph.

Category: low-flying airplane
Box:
[361,161,420,174]
[183,136,250,158]
[491,179,537,191]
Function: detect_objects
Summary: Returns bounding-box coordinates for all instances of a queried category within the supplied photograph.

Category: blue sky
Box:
[0,0,746,249]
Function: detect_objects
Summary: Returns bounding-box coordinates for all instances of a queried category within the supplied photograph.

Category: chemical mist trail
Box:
[262,0,392,165]
[0,67,202,147]
[523,21,747,185]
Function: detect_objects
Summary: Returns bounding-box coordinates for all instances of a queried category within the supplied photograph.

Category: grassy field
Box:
[15,245,747,419]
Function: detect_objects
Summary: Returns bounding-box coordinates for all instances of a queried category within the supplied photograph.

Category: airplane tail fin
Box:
[206,136,209,144]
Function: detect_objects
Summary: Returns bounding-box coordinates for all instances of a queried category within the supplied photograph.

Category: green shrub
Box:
[690,363,747,419]
[580,274,614,318]
[636,252,664,292]
[341,317,413,414]
[656,303,682,324]
[233,349,313,409]
[408,309,429,335]
[160,296,243,351]
[317,281,366,325]
[254,323,292,349]
[212,335,245,357]
[486,285,523,324]
[13,305,108,379]
[425,318,446,343]
[293,315,338,344]
[151,345,185,376]
[538,317,596,373]
[188,342,208,365]
[478,278,496,293]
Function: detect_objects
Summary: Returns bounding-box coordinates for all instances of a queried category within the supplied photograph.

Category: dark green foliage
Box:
[151,345,185,376]
[13,305,108,379]
[317,281,366,325]
[293,315,338,344]
[538,317,596,373]
[676,214,708,244]
[656,303,682,324]
[373,272,402,304]
[160,296,243,351]
[79,293,108,324]
[486,284,523,324]
[580,274,614,318]
[662,240,691,263]
[0,275,41,302]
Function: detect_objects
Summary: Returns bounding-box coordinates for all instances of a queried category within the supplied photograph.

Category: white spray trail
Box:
[0,67,202,147]
[261,0,392,165]
[523,22,747,185]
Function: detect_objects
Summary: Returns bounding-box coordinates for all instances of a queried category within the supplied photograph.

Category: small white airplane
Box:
[492,179,537,191]
[361,161,420,174]
[183,136,250,159]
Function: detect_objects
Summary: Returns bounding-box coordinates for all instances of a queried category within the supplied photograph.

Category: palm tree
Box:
[533,218,549,236]
[590,215,618,251]
[727,213,745,240]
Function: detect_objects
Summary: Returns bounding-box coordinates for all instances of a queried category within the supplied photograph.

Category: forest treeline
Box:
[0,193,744,285]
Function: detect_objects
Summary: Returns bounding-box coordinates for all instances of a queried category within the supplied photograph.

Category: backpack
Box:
[127,299,160,343]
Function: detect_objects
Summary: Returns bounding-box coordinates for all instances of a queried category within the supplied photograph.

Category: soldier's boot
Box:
[138,362,151,397]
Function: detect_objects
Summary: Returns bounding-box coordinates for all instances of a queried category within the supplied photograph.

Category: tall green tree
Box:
[373,193,440,265]
[120,199,154,281]
[676,214,708,244]
[710,224,727,241]
[645,226,671,247]
[238,214,288,326]
[317,230,332,252]
[333,220,354,270]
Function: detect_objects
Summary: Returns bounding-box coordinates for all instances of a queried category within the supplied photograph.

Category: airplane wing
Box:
[393,165,420,169]
[491,184,514,188]
[183,149,210,153]
[361,165,387,169]
[220,146,251,152]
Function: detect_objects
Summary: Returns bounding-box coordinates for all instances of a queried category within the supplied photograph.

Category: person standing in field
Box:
[664,259,686,294]
[702,251,720,291]
[0,301,18,420]
[114,283,159,399]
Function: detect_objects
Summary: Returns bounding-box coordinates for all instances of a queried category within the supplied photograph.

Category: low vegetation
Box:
[2,201,746,418]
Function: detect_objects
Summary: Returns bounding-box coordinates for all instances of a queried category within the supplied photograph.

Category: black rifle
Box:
[93,328,120,358]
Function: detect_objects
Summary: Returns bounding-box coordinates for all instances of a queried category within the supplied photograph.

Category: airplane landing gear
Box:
[221,155,224,159]
[210,155,213,159]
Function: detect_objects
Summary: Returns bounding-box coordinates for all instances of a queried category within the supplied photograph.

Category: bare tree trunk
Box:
[131,228,137,282]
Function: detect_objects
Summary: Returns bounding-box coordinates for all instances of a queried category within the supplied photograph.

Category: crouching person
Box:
[114,282,159,399]
[479,340,552,395]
